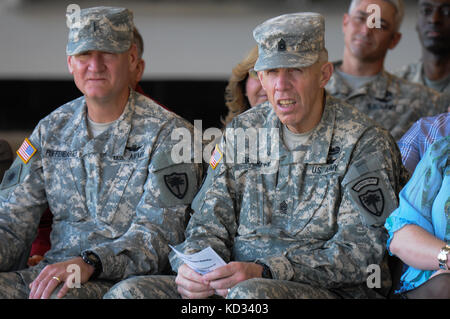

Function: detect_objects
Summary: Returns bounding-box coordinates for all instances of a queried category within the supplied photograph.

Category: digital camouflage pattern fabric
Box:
[104,94,409,299]
[253,12,324,71]
[166,94,409,299]
[104,275,342,299]
[394,61,450,94]
[66,6,134,56]
[0,90,202,298]
[327,62,450,140]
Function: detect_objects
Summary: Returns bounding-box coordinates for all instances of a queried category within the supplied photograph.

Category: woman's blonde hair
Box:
[223,46,259,126]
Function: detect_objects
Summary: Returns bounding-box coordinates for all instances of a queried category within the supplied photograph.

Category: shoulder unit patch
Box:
[164,172,188,199]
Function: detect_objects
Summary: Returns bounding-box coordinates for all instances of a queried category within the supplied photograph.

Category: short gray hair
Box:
[318,49,328,63]
[348,0,404,32]
[133,27,144,59]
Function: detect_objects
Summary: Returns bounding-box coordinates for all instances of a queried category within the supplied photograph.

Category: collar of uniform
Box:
[69,97,92,151]
[268,93,334,165]
[303,93,335,164]
[414,60,425,85]
[108,89,135,156]
[328,61,393,101]
[372,70,394,100]
[327,61,351,96]
[72,90,134,157]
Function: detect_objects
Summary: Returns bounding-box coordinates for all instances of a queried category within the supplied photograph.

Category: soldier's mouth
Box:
[425,30,442,38]
[278,99,296,109]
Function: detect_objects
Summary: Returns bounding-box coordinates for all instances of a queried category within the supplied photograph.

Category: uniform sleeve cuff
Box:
[169,250,183,273]
[256,255,294,281]
[83,247,127,280]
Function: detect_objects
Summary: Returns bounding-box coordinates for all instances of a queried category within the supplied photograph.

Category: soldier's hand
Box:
[202,261,264,298]
[28,257,94,299]
[175,263,215,299]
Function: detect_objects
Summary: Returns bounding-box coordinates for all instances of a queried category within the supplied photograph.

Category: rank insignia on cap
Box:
[278,39,286,51]
[209,144,223,170]
[16,138,36,164]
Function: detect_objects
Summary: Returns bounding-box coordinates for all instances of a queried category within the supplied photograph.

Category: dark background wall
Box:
[0,80,228,131]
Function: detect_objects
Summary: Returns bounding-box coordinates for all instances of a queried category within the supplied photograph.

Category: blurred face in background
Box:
[343,0,401,62]
[245,69,268,107]
[417,0,450,54]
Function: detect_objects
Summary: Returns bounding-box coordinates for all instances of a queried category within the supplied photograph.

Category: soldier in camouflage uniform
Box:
[394,0,450,96]
[104,12,407,299]
[0,6,202,299]
[326,0,449,140]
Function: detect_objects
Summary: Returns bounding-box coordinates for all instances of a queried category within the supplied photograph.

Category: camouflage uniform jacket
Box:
[326,61,449,140]
[170,94,407,298]
[394,60,450,95]
[0,90,202,281]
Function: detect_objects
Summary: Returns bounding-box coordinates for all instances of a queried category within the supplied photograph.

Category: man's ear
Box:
[320,62,333,88]
[342,13,350,33]
[257,71,266,91]
[67,55,74,74]
[135,59,146,84]
[388,32,402,50]
[128,44,139,72]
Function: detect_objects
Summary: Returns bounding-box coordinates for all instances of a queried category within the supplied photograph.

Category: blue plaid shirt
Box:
[398,112,449,174]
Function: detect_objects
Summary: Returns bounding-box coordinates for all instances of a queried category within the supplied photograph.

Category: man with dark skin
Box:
[395,0,450,95]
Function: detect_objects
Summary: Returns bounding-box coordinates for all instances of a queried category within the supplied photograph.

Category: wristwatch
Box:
[255,261,272,279]
[437,245,450,270]
[81,250,103,279]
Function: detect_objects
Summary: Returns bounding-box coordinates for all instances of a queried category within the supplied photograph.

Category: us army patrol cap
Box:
[253,12,325,71]
[66,6,134,56]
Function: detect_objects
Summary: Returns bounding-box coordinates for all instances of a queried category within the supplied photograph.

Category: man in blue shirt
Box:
[398,112,449,173]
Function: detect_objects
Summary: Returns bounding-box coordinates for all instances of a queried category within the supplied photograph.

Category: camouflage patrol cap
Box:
[253,12,325,71]
[66,6,134,56]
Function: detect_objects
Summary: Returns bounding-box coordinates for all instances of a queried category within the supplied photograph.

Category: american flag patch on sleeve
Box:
[16,138,37,164]
[209,144,223,170]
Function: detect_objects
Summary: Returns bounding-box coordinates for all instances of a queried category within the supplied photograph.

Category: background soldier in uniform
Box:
[104,12,407,299]
[395,0,450,95]
[326,0,448,140]
[0,6,202,299]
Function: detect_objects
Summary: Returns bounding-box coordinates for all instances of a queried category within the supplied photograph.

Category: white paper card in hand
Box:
[169,245,226,275]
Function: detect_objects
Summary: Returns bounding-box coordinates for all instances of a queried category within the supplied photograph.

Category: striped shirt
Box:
[398,112,450,174]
